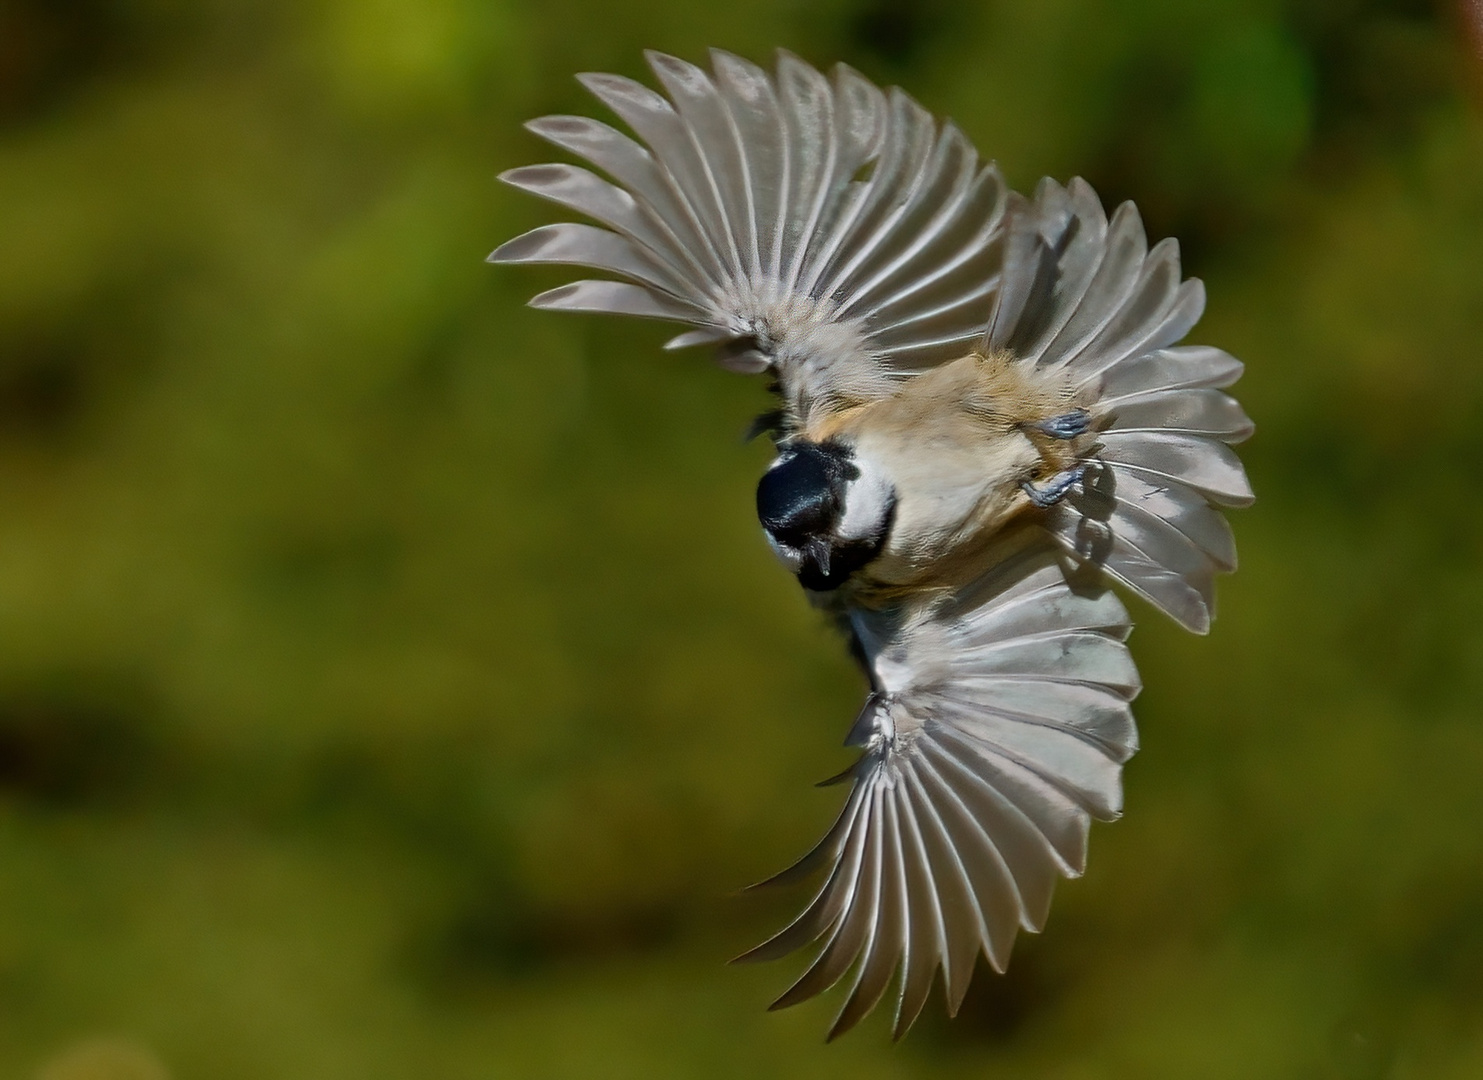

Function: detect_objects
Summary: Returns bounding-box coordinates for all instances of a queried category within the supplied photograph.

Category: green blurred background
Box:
[1,0,1482,1076]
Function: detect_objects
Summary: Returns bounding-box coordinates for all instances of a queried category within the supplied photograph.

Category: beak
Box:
[804,537,833,577]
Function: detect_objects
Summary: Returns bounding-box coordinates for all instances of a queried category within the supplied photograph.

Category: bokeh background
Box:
[2,0,1482,1076]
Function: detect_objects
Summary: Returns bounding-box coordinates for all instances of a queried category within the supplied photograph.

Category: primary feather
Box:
[493,49,1009,409]
[491,49,1252,1037]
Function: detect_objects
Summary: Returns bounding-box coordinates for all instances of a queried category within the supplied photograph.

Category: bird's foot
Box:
[1030,409,1091,440]
[1021,463,1087,508]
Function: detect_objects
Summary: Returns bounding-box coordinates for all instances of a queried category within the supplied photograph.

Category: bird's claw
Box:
[1031,409,1091,440]
[1021,463,1087,508]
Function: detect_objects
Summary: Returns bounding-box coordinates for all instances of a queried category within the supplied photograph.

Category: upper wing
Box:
[492,56,1252,628]
[490,49,1009,412]
[736,538,1139,1039]
[985,179,1255,632]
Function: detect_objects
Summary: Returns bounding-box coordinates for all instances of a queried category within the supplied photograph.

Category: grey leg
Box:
[1021,463,1087,508]
[1031,409,1090,440]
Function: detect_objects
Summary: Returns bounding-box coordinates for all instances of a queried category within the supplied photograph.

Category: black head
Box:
[757,441,891,591]
[756,441,856,549]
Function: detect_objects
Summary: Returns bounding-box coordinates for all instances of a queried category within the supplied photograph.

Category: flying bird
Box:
[490,49,1253,1039]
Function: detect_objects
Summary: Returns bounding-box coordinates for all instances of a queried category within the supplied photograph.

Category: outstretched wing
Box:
[984,179,1255,632]
[490,49,1009,412]
[492,54,1251,629]
[736,540,1139,1039]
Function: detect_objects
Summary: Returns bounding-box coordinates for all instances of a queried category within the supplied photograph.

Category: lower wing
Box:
[736,539,1140,1039]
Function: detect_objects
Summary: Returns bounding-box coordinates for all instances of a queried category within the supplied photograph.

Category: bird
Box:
[490,48,1253,1040]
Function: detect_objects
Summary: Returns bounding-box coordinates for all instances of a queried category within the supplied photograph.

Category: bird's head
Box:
[756,440,896,591]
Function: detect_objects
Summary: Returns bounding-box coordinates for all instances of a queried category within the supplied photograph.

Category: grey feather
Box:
[1109,388,1255,442]
[645,52,752,276]
[1099,345,1244,399]
[529,280,702,321]
[494,50,1012,405]
[491,222,694,299]
[969,176,1254,629]
[520,115,721,288]
[576,70,735,274]
[892,791,946,1037]
[711,50,783,277]
[745,549,1137,1036]
[1099,432,1256,508]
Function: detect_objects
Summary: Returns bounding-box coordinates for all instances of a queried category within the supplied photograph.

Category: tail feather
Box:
[742,551,1137,1037]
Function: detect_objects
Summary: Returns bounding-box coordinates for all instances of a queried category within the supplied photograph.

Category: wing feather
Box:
[496,58,1250,628]
[816,91,937,305]
[776,53,846,288]
[576,71,735,276]
[1004,177,1109,365]
[1099,433,1256,508]
[491,222,695,298]
[1110,387,1254,441]
[970,180,1254,629]
[1065,235,1183,379]
[863,170,1006,323]
[499,163,701,284]
[925,736,1059,927]
[527,280,703,321]
[955,632,1140,693]
[947,736,1095,873]
[1099,345,1244,399]
[747,550,1138,1035]
[830,121,975,312]
[711,50,782,278]
[495,51,1009,406]
[520,115,721,288]
[645,52,752,277]
[913,747,1022,977]
[736,787,872,963]
[1026,199,1149,370]
[892,787,947,1037]
[840,133,994,316]
[770,786,884,1010]
[828,794,906,1039]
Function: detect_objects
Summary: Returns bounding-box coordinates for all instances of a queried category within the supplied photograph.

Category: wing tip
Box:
[486,229,540,264]
[495,165,531,188]
[526,283,579,310]
[730,942,776,965]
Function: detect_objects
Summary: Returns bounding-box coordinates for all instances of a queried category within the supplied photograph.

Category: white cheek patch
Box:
[836,454,896,544]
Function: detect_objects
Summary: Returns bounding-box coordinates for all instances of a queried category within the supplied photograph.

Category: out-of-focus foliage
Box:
[1,0,1481,1075]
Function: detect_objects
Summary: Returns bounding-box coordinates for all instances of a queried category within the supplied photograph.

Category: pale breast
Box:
[856,416,1039,585]
[816,352,1090,591]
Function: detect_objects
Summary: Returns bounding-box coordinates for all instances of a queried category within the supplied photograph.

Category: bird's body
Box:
[804,350,1096,595]
[492,48,1252,1039]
